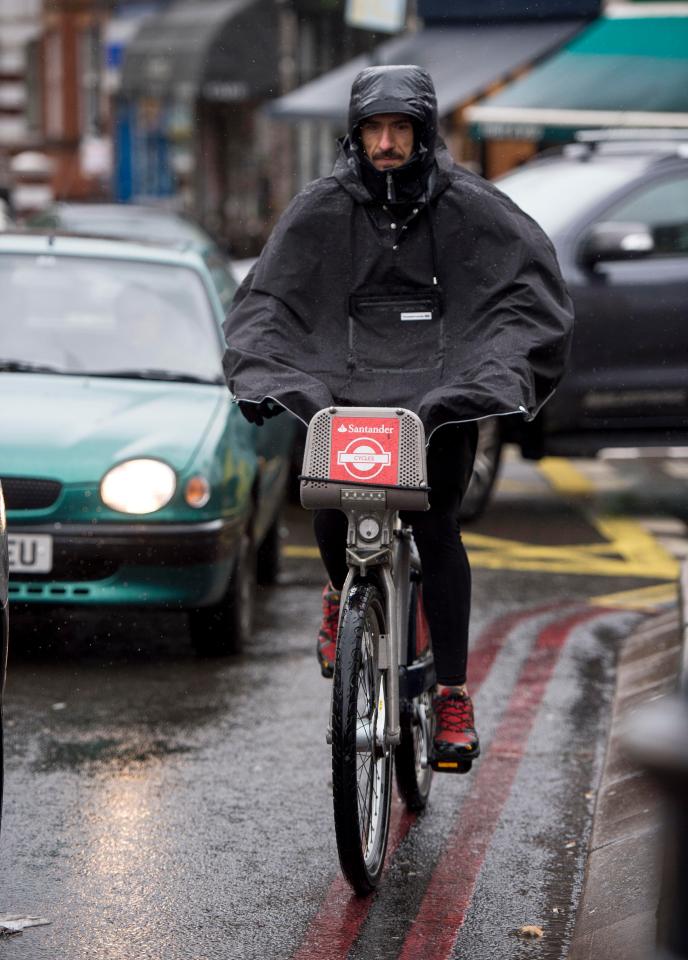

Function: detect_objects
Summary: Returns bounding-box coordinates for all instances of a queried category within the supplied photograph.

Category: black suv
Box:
[0,482,7,832]
[496,133,688,460]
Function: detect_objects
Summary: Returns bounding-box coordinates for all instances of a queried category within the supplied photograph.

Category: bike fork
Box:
[325,566,401,747]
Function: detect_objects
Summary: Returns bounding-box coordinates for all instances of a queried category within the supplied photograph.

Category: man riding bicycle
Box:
[222,66,573,770]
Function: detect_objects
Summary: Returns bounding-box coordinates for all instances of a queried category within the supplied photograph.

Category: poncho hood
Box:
[348,64,439,154]
[346,64,438,204]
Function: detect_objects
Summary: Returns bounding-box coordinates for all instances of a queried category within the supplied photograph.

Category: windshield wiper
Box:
[82,368,223,385]
[0,359,66,374]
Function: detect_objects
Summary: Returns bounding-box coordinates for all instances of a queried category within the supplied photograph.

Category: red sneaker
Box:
[432,689,480,773]
[316,582,341,678]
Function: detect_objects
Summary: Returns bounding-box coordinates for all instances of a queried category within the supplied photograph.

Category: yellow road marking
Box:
[590,582,678,610]
[463,515,679,579]
[283,545,321,559]
[283,456,680,583]
[285,524,679,580]
[591,516,679,579]
[538,458,595,496]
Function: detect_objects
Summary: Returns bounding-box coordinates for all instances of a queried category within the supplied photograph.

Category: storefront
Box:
[467,7,688,177]
[118,0,279,253]
[267,16,589,177]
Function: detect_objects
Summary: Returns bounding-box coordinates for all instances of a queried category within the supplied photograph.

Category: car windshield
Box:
[32,207,212,248]
[495,159,644,236]
[0,254,223,383]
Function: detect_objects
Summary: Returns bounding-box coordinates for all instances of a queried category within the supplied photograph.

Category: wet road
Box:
[1,451,686,959]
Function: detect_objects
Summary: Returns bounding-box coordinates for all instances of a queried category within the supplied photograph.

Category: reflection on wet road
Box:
[1,450,686,959]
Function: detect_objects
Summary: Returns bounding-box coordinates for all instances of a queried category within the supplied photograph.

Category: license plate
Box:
[8,534,53,573]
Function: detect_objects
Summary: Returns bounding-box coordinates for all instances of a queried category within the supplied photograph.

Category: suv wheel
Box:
[459,419,502,522]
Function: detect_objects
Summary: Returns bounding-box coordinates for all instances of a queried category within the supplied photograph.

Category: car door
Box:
[567,172,688,437]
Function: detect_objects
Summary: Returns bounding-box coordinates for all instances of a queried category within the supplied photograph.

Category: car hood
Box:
[0,374,224,482]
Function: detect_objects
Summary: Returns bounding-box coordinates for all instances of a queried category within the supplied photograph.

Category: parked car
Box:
[0,481,8,833]
[495,133,688,462]
[27,203,239,311]
[0,232,293,654]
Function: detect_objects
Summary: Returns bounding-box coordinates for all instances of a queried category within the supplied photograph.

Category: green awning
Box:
[467,13,688,140]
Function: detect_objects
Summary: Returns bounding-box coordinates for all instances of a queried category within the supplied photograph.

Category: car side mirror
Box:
[579,222,655,268]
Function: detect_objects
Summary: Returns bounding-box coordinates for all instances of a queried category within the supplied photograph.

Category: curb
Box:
[567,571,687,960]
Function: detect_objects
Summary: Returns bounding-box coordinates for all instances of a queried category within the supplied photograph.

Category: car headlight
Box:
[100,459,176,515]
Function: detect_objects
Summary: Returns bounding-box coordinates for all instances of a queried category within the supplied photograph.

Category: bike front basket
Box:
[300,406,429,511]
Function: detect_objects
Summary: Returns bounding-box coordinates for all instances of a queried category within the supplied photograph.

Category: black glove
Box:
[237,399,284,427]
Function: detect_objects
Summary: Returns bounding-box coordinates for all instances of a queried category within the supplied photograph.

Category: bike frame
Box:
[300,406,431,750]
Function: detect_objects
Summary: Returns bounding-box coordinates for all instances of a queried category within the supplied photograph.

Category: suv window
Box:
[606,176,688,256]
[495,159,643,236]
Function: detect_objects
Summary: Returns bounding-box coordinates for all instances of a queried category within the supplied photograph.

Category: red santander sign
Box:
[329,416,400,485]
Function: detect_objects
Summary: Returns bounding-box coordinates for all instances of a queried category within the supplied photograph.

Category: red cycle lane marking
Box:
[398,606,612,960]
[292,602,567,960]
[292,801,415,960]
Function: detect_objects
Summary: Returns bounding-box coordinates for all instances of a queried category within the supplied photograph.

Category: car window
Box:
[495,159,644,236]
[604,176,688,256]
[204,253,238,309]
[29,207,214,249]
[0,254,224,382]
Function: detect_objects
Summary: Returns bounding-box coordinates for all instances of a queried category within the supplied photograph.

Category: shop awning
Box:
[267,19,586,123]
[120,0,279,103]
[467,12,688,139]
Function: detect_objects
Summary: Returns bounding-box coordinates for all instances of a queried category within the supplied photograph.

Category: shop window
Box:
[44,31,63,139]
[25,38,42,134]
[79,25,102,136]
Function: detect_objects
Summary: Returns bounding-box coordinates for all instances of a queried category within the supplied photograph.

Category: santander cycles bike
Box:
[299,405,473,895]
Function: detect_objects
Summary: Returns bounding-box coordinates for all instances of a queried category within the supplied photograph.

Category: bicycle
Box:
[300,405,472,894]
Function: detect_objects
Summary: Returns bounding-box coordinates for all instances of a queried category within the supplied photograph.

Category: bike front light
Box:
[100,459,176,514]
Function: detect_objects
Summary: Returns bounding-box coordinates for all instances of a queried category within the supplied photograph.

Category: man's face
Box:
[359,113,415,171]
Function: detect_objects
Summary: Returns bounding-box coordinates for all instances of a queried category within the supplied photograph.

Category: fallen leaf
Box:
[0,916,51,934]
[517,925,544,939]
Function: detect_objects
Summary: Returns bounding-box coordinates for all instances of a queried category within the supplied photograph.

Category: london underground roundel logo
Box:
[329,416,400,485]
[337,437,391,480]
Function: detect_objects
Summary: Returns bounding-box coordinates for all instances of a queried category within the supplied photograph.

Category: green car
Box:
[0,232,293,653]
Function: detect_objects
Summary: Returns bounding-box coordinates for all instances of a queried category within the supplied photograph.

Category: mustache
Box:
[372,149,404,161]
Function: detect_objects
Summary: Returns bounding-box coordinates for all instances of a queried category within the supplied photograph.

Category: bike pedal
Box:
[430,756,473,775]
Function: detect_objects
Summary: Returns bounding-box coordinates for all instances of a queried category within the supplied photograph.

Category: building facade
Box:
[0,0,43,214]
[117,0,378,255]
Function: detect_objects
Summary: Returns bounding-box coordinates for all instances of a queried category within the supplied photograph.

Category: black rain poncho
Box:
[223,65,573,438]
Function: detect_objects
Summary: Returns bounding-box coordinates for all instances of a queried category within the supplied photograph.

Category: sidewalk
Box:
[568,572,688,960]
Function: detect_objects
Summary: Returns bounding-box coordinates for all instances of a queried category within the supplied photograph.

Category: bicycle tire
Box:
[395,582,434,811]
[331,579,393,894]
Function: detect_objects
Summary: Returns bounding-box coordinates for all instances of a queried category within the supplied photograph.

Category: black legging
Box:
[313,422,478,686]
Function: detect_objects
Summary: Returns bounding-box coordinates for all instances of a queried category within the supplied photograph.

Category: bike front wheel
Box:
[331,580,393,894]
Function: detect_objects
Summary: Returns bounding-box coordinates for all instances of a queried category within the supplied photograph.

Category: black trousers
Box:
[313,422,478,686]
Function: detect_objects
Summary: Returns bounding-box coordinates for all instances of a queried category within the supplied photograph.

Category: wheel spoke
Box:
[332,584,392,892]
